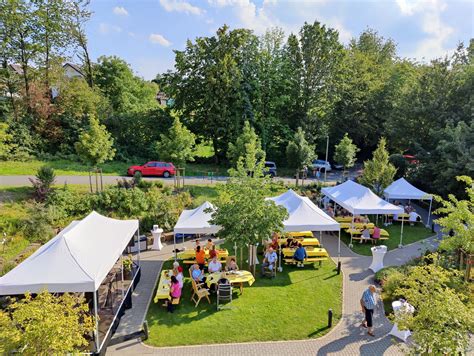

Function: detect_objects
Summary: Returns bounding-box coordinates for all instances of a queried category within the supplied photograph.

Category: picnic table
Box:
[153,269,172,302]
[346,228,389,237]
[334,216,353,223]
[206,270,255,293]
[281,247,329,258]
[339,222,375,229]
[278,237,320,247]
[288,231,313,238]
[177,248,229,260]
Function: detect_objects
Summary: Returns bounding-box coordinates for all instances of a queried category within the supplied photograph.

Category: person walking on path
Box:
[360,285,377,337]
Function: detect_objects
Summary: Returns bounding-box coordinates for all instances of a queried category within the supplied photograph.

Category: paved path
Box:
[107,220,441,355]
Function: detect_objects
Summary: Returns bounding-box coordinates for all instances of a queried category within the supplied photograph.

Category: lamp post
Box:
[324,135,329,182]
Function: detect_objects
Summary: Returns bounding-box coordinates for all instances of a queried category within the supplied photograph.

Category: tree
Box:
[0,122,14,159]
[94,56,158,113]
[393,263,473,355]
[359,137,396,195]
[75,115,115,192]
[286,127,316,171]
[209,165,288,268]
[435,176,474,256]
[0,291,94,355]
[29,166,56,202]
[334,133,359,179]
[227,121,265,167]
[154,116,196,167]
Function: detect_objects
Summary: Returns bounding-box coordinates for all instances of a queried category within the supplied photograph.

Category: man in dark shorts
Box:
[360,285,377,336]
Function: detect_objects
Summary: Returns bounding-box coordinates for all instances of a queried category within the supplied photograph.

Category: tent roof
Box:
[384,178,432,200]
[174,201,220,234]
[321,180,404,215]
[268,190,340,231]
[0,211,138,295]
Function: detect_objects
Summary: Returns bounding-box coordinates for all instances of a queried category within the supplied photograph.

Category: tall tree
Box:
[154,116,196,167]
[286,127,316,178]
[359,137,396,195]
[334,133,359,179]
[227,121,265,168]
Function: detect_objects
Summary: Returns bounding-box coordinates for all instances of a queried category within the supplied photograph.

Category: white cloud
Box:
[396,0,454,59]
[159,0,204,15]
[113,6,128,16]
[99,23,122,35]
[149,33,172,46]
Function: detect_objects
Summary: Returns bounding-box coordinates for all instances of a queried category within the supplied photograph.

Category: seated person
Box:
[409,211,420,225]
[270,233,280,250]
[293,243,307,268]
[326,206,335,218]
[260,247,278,276]
[225,258,239,272]
[208,256,222,273]
[209,245,218,259]
[194,239,201,251]
[172,261,184,288]
[372,226,381,241]
[284,238,294,248]
[362,215,370,224]
[361,226,371,243]
[166,275,182,313]
[195,246,206,270]
[191,263,206,284]
[205,238,214,250]
[218,272,230,286]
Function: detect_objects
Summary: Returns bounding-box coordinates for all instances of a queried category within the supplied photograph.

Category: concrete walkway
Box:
[108,221,440,355]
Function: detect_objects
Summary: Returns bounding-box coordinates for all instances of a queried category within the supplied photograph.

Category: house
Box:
[156,92,168,106]
[7,64,24,76]
[63,62,84,79]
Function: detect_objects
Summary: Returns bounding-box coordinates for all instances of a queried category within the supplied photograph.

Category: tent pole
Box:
[320,231,323,247]
[173,232,177,261]
[349,214,354,248]
[337,229,341,263]
[121,254,125,299]
[399,218,404,248]
[137,225,141,266]
[426,199,433,228]
[93,290,100,353]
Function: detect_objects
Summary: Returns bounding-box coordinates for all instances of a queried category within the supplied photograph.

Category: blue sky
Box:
[86,0,473,79]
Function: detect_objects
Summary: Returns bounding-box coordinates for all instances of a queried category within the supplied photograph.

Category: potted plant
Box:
[123,254,133,279]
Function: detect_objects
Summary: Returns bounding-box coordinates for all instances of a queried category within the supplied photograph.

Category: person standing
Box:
[360,285,377,336]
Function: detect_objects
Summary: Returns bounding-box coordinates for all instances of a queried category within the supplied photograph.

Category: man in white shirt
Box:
[208,256,222,273]
[261,247,278,276]
[409,211,420,225]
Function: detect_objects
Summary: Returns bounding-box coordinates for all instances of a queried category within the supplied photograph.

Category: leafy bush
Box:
[46,187,92,221]
[374,266,402,284]
[21,203,56,243]
[29,166,56,202]
[1,261,16,276]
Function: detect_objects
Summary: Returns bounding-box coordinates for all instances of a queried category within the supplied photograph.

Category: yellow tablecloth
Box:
[153,270,172,302]
[206,270,255,289]
[178,249,229,260]
[288,231,313,238]
[278,237,320,247]
[282,247,329,258]
[346,228,389,237]
[335,216,353,222]
[340,222,375,229]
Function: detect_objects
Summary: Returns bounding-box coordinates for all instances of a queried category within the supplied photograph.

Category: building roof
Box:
[8,64,23,75]
[63,62,84,76]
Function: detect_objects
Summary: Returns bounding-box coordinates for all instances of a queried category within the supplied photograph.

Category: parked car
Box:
[403,154,419,165]
[127,161,176,178]
[264,161,277,177]
[312,159,332,173]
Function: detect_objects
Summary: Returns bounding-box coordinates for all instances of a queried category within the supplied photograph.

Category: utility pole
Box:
[324,135,329,182]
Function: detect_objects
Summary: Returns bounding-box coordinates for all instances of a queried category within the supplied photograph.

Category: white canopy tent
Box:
[0,211,139,353]
[267,189,341,264]
[384,178,433,227]
[173,201,220,255]
[322,180,405,247]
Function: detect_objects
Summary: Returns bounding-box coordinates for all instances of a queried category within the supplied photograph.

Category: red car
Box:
[127,161,176,178]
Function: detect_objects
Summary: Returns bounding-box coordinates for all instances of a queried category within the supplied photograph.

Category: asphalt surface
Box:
[0,170,355,186]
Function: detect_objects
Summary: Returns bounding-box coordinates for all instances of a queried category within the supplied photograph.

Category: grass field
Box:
[145,241,342,347]
[341,223,434,256]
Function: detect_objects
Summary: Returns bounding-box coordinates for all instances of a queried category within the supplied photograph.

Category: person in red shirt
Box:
[209,245,218,259]
[195,245,206,270]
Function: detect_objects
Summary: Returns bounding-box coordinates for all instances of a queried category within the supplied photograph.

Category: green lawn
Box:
[144,242,342,347]
[341,223,434,256]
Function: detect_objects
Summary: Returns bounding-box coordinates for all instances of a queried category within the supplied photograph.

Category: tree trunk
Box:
[19,34,32,114]
[88,170,93,193]
[295,169,299,186]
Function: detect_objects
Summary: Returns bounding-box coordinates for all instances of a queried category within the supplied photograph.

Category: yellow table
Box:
[282,247,329,258]
[288,231,313,238]
[335,216,353,222]
[340,222,375,229]
[346,228,389,237]
[278,237,320,247]
[153,270,172,302]
[206,270,255,293]
[178,248,229,260]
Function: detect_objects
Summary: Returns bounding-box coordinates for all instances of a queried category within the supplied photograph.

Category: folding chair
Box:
[190,279,211,307]
[216,283,232,310]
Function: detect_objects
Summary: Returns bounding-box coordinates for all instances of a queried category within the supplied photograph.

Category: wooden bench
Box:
[182,259,227,265]
[284,257,328,266]
[352,236,389,244]
[171,297,180,305]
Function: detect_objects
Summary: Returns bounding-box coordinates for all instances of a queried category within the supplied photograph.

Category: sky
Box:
[85,0,474,80]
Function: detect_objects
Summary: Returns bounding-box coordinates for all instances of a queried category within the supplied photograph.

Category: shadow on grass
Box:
[308,326,330,337]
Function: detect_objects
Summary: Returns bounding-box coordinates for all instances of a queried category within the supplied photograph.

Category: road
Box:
[0,170,355,186]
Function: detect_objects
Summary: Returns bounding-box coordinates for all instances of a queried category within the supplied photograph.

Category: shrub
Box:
[1,261,16,276]
[29,166,56,202]
[21,203,55,243]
